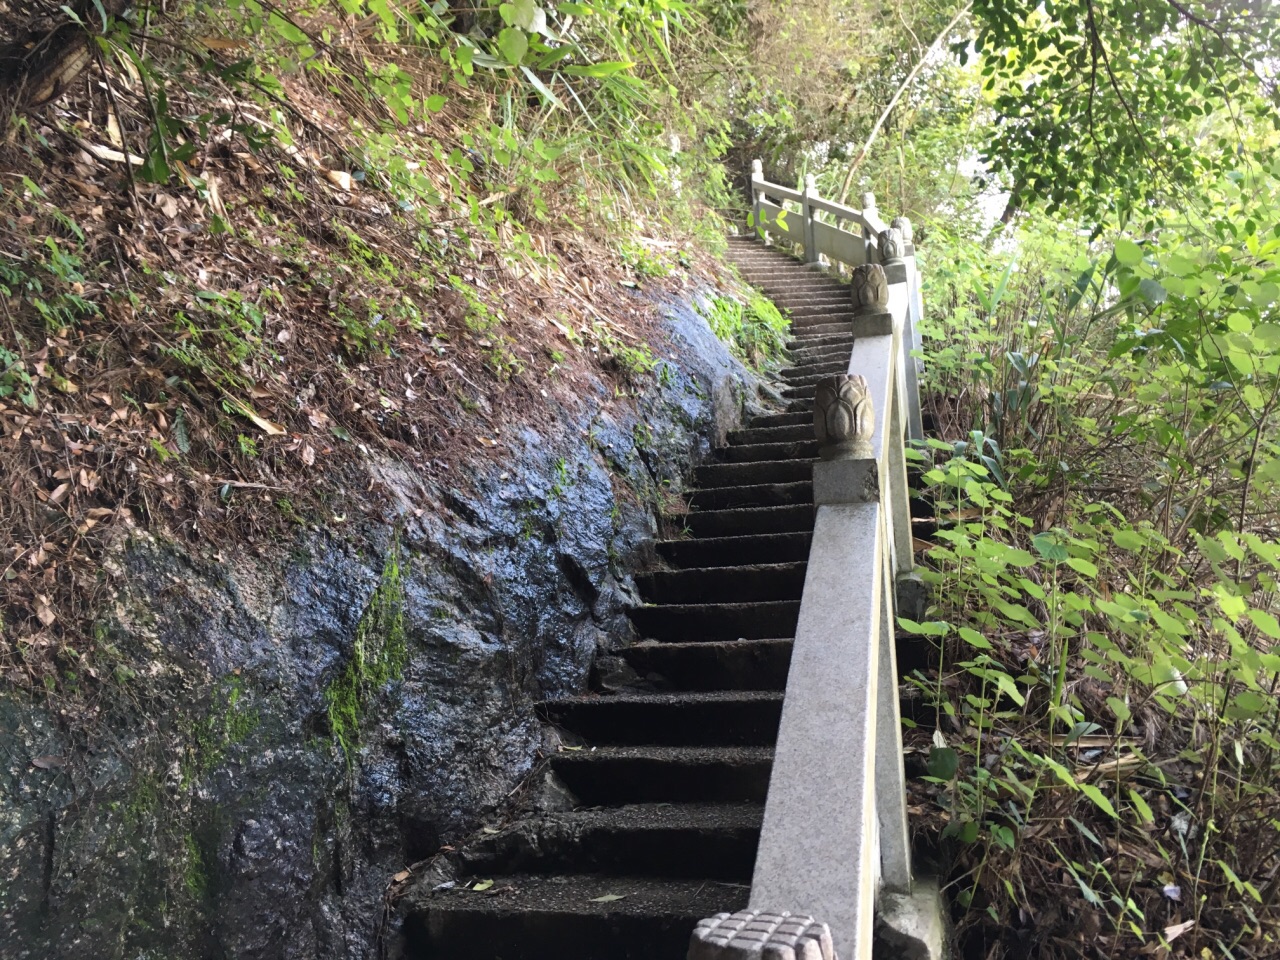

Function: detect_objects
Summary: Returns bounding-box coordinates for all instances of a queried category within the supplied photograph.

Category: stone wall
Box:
[0,290,764,960]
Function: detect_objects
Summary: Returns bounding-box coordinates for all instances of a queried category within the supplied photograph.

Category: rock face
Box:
[0,291,763,960]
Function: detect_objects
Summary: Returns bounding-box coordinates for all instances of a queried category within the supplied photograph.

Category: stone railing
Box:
[691,167,941,959]
[748,159,924,444]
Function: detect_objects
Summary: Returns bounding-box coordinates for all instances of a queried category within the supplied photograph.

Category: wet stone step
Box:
[622,638,793,692]
[771,292,850,306]
[551,745,774,805]
[745,411,811,429]
[721,440,819,463]
[627,599,801,642]
[400,873,751,960]
[687,480,812,511]
[681,503,814,538]
[778,302,852,319]
[459,803,763,883]
[783,317,855,332]
[655,531,812,569]
[694,459,811,489]
[726,424,813,445]
[784,370,848,389]
[788,334,854,352]
[787,337,854,355]
[636,562,807,604]
[782,384,818,400]
[779,360,845,380]
[789,343,853,363]
[540,690,783,747]
[788,322,855,340]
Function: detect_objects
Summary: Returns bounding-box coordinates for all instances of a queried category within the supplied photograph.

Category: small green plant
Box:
[0,345,36,407]
[618,238,673,279]
[701,292,789,369]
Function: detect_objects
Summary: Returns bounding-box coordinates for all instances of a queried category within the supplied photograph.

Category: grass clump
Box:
[702,292,789,370]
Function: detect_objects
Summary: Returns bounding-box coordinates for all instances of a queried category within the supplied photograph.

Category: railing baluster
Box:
[802,174,819,265]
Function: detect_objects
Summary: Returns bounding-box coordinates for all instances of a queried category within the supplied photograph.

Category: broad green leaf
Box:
[1033,532,1069,561]
[1115,239,1144,266]
[496,27,528,64]
[1248,609,1280,639]
[927,746,959,780]
[1066,557,1099,578]
[1112,529,1145,551]
[511,0,538,29]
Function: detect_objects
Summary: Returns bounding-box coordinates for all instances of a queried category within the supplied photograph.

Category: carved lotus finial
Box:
[891,216,913,244]
[751,159,763,175]
[815,374,874,460]
[878,227,905,265]
[861,191,877,212]
[689,910,837,960]
[850,263,889,315]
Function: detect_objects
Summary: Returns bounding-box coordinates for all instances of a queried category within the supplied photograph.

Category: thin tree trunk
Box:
[837,2,973,206]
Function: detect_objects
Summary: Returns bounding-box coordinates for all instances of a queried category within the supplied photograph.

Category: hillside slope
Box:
[0,4,788,956]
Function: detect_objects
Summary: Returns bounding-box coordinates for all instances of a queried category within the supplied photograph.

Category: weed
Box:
[700,293,789,370]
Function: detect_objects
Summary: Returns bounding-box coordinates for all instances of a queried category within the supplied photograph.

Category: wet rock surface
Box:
[0,291,763,960]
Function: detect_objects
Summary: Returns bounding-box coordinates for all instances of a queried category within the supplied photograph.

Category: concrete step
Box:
[687,480,812,510]
[778,302,853,320]
[680,503,814,538]
[747,279,846,296]
[746,411,811,429]
[779,359,845,380]
[784,369,845,389]
[541,690,783,746]
[628,600,802,642]
[787,334,853,353]
[636,562,807,604]
[694,458,811,488]
[622,638,791,692]
[727,424,813,445]
[787,321,854,340]
[770,292,850,307]
[401,873,750,960]
[551,745,774,804]
[721,440,819,463]
[788,343,852,364]
[790,311,857,328]
[459,803,763,883]
[781,383,817,400]
[655,532,812,569]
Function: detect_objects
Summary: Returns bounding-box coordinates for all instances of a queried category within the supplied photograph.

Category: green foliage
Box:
[701,291,789,369]
[324,545,408,761]
[914,157,1280,950]
[965,0,1280,223]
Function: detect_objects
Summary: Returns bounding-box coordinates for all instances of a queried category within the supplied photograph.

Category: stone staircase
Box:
[397,238,865,959]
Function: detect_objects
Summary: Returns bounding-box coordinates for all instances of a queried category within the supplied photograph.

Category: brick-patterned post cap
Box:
[689,910,837,960]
